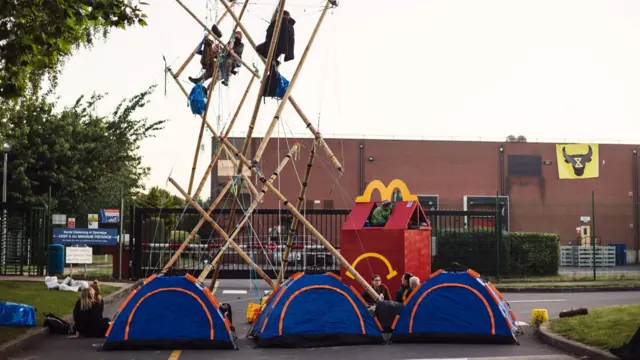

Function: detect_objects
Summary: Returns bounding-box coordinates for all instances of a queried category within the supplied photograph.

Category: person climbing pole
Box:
[189,25,244,86]
[256,10,296,66]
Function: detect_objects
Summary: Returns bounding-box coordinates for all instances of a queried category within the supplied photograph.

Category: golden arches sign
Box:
[346,252,398,280]
[355,179,418,203]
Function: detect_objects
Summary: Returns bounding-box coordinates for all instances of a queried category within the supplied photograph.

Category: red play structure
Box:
[340,179,432,294]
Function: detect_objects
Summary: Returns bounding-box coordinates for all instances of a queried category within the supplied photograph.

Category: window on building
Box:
[323,200,334,209]
[305,200,315,210]
[217,159,251,178]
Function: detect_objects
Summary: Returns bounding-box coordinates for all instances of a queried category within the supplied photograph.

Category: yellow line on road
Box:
[169,349,182,360]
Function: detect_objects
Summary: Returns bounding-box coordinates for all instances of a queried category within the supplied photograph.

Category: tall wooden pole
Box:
[188,73,217,196]
[169,178,276,289]
[278,143,315,283]
[205,144,299,282]
[161,178,235,273]
[253,1,330,163]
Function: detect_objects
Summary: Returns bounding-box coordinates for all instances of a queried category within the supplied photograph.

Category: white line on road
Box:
[507,299,566,303]
[516,321,529,326]
[222,289,248,294]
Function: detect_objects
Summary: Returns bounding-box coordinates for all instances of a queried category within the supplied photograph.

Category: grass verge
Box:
[0,281,117,345]
[495,280,640,289]
[550,303,640,350]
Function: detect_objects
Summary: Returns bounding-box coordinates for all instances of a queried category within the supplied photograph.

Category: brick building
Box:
[211,136,640,263]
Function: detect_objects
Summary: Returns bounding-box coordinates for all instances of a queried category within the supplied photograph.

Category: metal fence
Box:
[0,204,49,276]
[131,206,349,279]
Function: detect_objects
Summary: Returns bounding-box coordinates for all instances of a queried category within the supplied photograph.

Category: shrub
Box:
[432,229,559,277]
[169,230,201,244]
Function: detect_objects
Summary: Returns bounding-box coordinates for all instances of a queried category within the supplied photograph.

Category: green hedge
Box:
[432,229,560,277]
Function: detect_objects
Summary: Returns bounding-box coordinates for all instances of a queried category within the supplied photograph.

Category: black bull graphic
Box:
[562,145,594,177]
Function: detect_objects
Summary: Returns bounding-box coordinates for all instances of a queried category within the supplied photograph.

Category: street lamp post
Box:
[1,140,11,273]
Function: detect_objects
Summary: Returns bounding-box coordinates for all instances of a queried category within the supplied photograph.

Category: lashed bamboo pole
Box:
[174,2,235,78]
[210,0,288,292]
[253,0,330,163]
[174,0,260,78]
[216,145,380,301]
[223,76,254,139]
[169,178,276,289]
[222,146,259,198]
[161,178,235,274]
[186,0,344,172]
[188,73,217,195]
[277,142,315,283]
[205,144,299,283]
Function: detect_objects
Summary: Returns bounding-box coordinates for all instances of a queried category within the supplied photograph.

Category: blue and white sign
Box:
[99,208,120,224]
[52,228,118,246]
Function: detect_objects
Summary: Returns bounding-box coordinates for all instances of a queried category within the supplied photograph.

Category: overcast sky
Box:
[53,0,640,198]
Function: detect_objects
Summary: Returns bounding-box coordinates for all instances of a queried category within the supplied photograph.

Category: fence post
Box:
[495,192,501,282]
[591,190,596,281]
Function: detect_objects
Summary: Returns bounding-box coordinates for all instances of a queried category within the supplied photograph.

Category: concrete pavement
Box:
[10,280,640,360]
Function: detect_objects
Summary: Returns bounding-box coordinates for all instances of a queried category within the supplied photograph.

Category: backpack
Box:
[188,83,207,115]
[43,312,74,335]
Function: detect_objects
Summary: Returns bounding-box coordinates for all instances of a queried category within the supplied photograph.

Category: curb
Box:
[496,286,640,293]
[0,280,141,360]
[537,321,619,360]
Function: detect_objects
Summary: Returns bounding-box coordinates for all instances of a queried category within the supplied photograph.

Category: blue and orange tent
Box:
[391,270,520,344]
[249,272,385,347]
[103,274,236,350]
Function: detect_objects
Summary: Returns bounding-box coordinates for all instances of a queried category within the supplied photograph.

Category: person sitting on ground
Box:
[90,280,104,313]
[72,287,111,338]
[371,200,393,226]
[256,10,296,66]
[362,274,392,304]
[395,273,413,303]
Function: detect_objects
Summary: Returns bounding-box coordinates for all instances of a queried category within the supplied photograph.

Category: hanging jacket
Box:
[256,16,296,62]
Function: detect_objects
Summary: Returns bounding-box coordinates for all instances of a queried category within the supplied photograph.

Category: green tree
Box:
[0,0,148,99]
[0,85,166,213]
[135,186,185,209]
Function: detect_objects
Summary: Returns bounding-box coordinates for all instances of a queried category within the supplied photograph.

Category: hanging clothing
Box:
[256,15,296,63]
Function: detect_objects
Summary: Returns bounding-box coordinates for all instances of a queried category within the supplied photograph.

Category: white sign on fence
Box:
[66,247,93,264]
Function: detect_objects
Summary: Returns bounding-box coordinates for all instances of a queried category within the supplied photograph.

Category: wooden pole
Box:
[223,76,254,139]
[161,178,235,273]
[215,140,379,301]
[253,1,330,163]
[221,146,259,198]
[205,144,299,282]
[169,178,276,289]
[193,143,225,201]
[174,0,260,78]
[203,0,345,172]
[188,73,218,196]
[278,142,315,283]
[174,2,236,78]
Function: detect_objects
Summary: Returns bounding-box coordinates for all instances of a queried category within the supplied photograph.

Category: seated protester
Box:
[219,30,245,86]
[189,25,224,85]
[371,200,392,226]
[72,287,110,338]
[90,280,104,314]
[362,274,392,305]
[395,273,413,303]
[409,276,420,291]
[256,10,296,66]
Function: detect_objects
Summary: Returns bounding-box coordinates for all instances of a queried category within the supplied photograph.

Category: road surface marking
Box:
[508,299,566,303]
[168,350,181,360]
[222,289,248,294]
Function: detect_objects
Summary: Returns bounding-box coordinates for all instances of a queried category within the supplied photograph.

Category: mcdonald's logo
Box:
[355,179,418,203]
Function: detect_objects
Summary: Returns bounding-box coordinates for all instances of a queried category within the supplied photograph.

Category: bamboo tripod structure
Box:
[165,0,381,302]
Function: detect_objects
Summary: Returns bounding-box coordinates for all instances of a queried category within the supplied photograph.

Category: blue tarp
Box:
[391,270,519,344]
[188,83,207,115]
[103,275,235,350]
[250,273,384,347]
[0,302,36,327]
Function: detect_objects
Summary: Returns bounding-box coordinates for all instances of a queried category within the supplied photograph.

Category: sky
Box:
[53,0,640,199]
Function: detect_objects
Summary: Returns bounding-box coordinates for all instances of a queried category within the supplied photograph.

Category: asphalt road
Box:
[9,282,639,360]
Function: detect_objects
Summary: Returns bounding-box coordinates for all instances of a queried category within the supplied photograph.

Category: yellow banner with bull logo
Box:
[555,143,599,179]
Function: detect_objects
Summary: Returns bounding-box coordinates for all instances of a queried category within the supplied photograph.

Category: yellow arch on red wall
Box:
[355,179,418,203]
